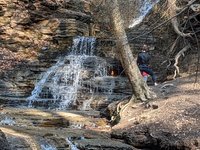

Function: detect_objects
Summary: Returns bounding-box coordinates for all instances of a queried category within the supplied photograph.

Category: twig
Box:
[161,83,175,89]
[167,60,172,69]
[167,36,180,56]
[161,60,168,66]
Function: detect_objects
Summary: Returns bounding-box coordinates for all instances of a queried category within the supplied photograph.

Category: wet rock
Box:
[0,130,11,150]
[123,125,158,149]
[76,139,136,150]
[100,101,120,120]
[39,118,70,128]
[101,99,129,120]
[0,0,95,100]
[0,80,16,88]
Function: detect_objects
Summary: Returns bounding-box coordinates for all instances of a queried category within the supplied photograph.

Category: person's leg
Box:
[140,67,156,83]
[143,75,148,82]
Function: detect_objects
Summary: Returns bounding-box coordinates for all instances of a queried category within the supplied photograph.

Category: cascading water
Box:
[26,0,159,110]
[0,117,15,126]
[41,143,56,150]
[27,36,115,109]
[129,0,160,28]
[66,137,80,150]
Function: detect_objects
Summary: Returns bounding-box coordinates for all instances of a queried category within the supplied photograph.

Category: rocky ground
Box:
[0,73,199,150]
[0,107,135,150]
[111,73,200,150]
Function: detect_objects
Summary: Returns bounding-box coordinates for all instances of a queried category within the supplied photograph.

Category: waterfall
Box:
[27,36,114,109]
[129,0,160,28]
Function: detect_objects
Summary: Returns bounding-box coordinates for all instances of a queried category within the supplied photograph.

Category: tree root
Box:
[160,83,175,89]
[171,18,192,38]
[173,45,190,79]
[110,99,129,125]
[119,98,135,119]
[168,0,193,38]
[111,91,155,125]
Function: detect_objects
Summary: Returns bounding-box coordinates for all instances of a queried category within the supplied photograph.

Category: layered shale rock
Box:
[0,0,94,99]
[0,130,11,150]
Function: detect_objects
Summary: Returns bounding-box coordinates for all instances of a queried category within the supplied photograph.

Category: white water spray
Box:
[40,139,57,150]
[41,144,57,150]
[0,117,15,126]
[129,0,160,28]
[66,138,79,150]
[27,36,113,109]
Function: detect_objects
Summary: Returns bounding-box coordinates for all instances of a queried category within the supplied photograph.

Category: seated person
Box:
[137,44,157,86]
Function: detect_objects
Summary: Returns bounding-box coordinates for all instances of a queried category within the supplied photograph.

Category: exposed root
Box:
[188,0,198,6]
[171,18,192,37]
[168,0,192,38]
[119,100,133,119]
[190,4,200,12]
[161,83,175,89]
[161,59,172,70]
[167,60,172,69]
[173,45,190,79]
[110,99,129,125]
[113,90,155,124]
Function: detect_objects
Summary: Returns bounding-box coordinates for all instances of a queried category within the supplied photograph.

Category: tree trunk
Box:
[109,0,153,102]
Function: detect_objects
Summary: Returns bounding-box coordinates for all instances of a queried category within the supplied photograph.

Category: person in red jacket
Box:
[137,44,158,86]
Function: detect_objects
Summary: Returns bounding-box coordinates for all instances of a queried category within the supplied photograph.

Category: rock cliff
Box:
[0,0,94,99]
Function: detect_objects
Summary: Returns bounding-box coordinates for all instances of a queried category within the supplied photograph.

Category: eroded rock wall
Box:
[0,0,133,110]
[0,0,93,98]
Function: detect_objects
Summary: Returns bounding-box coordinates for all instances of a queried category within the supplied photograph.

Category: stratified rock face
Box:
[0,0,93,99]
[0,130,11,150]
[0,0,132,110]
[0,0,91,56]
[25,37,132,110]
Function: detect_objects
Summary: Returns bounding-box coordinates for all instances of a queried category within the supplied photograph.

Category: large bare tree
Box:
[108,0,155,102]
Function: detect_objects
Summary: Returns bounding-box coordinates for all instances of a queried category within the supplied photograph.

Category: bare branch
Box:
[176,0,197,12]
[167,36,180,56]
